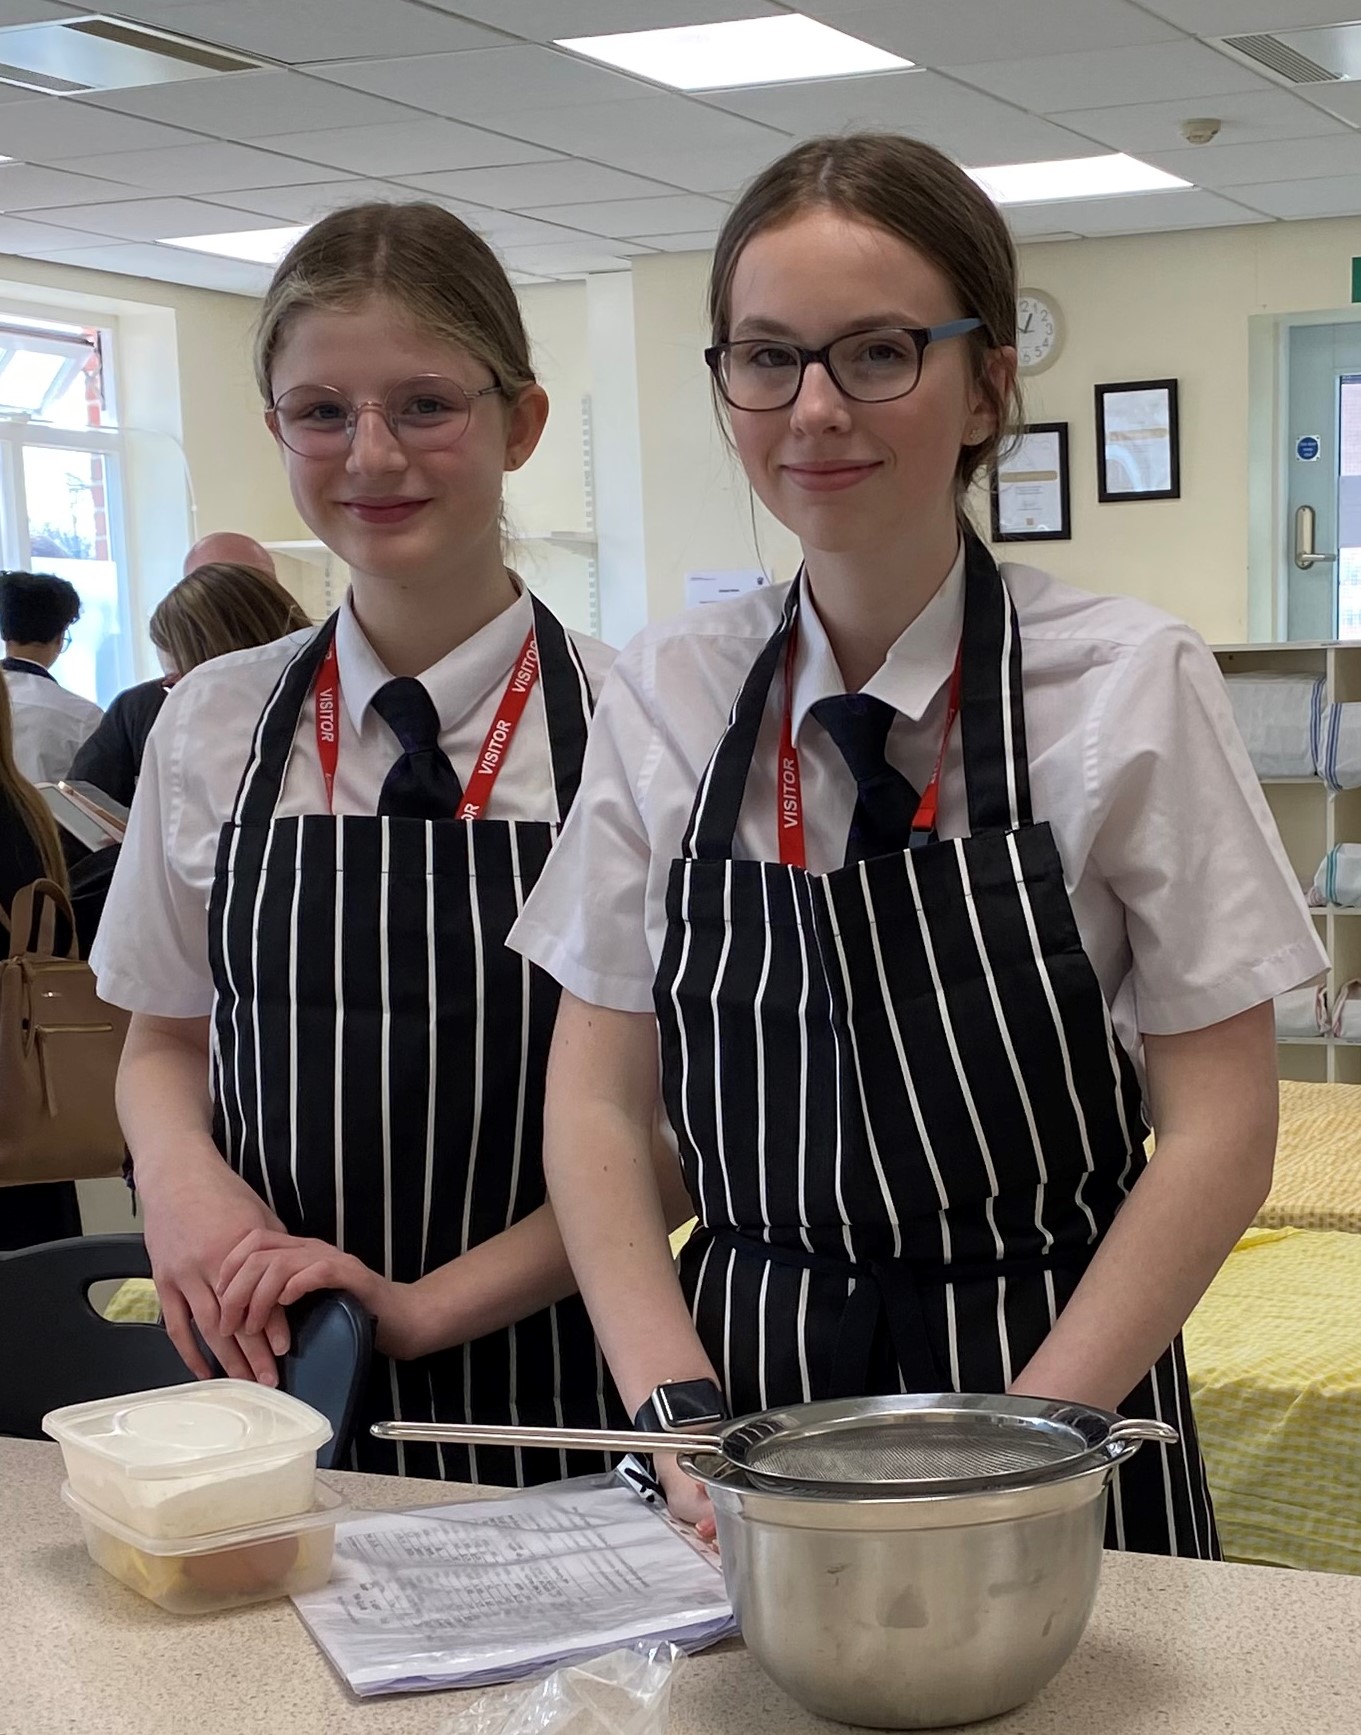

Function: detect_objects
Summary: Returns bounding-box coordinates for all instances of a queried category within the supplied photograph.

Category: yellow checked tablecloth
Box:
[1184,1226,1361,1576]
[1258,1080,1361,1234]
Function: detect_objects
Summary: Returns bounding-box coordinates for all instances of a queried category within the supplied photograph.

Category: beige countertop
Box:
[6,1436,1358,1735]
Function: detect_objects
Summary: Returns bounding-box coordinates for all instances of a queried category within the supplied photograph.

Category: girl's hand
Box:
[215,1231,431,1361]
[655,1454,717,1542]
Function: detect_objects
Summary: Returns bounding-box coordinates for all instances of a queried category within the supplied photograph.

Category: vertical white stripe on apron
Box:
[332,820,345,1251]
[756,1262,770,1410]
[419,823,437,1270]
[795,1267,812,1403]
[998,592,1020,829]
[425,1364,447,1481]
[902,850,1004,1259]
[378,821,394,1280]
[721,1244,737,1408]
[954,841,1049,1246]
[1097,996,1138,1189]
[388,1357,406,1479]
[508,1324,523,1488]
[287,821,304,1220]
[689,1235,716,1329]
[668,862,707,1221]
[995,1275,1012,1387]
[462,831,487,1490]
[753,868,774,1241]
[804,877,853,1260]
[1146,1356,1179,1551]
[218,821,246,1169]
[1110,1465,1127,1550]
[823,868,904,1256]
[1002,833,1100,1243]
[709,861,738,1226]
[1163,1342,1203,1558]
[504,825,531,1228]
[792,871,815,1256]
[246,819,279,1217]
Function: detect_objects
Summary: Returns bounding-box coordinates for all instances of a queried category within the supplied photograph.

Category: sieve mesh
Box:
[739,1417,1085,1487]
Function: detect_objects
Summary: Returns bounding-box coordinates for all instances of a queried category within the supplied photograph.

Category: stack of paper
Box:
[292,1481,735,1698]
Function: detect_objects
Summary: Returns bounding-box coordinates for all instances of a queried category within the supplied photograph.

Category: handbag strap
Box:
[4,878,78,961]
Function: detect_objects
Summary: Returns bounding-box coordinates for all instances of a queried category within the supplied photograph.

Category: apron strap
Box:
[958,529,1033,834]
[529,594,595,825]
[230,616,337,828]
[682,578,800,861]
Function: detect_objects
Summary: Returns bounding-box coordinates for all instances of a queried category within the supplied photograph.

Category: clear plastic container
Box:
[63,1479,347,1615]
[43,1380,333,1538]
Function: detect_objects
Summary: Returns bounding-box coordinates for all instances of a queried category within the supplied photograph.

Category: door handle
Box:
[1295,504,1338,570]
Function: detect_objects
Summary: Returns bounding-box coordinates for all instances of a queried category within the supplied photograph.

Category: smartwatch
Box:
[633,1378,729,1435]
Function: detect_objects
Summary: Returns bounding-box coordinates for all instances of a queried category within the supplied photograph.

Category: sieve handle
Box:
[1102,1418,1179,1459]
[370,1419,721,1454]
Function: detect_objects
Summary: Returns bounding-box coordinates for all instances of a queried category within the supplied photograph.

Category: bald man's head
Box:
[183,532,276,578]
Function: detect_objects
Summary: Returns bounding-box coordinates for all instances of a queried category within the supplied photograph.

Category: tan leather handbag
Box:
[0,878,130,1184]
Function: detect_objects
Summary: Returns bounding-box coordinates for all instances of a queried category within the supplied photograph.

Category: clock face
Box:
[1016,291,1061,373]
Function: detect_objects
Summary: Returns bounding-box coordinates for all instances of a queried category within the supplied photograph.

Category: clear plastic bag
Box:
[441,1643,683,1735]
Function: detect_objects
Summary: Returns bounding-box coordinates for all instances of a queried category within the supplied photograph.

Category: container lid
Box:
[43,1380,333,1480]
[61,1477,348,1555]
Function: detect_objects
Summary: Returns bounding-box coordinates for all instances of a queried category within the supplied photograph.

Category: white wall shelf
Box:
[1214,639,1361,1084]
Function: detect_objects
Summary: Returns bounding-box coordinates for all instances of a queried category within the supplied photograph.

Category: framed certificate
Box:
[989,421,1070,542]
[1095,378,1180,502]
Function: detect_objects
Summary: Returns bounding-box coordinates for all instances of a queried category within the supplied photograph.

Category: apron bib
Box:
[209,597,619,1482]
[654,533,1218,1557]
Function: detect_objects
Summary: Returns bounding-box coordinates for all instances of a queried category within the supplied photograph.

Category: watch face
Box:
[1017,292,1060,372]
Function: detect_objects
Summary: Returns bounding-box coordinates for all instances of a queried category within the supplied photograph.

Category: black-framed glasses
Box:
[267,373,505,457]
[705,318,985,412]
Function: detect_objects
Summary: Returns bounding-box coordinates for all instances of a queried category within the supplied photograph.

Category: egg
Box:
[181,1534,301,1598]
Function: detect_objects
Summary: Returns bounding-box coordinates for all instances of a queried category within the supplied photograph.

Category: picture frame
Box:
[989,420,1070,542]
[1094,379,1180,502]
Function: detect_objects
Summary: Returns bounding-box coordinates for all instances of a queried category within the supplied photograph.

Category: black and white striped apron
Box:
[654,533,1219,1558]
[208,597,617,1483]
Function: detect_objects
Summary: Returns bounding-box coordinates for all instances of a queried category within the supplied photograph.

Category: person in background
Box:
[70,563,311,806]
[0,571,101,784]
[182,532,276,579]
[0,675,81,1250]
[93,200,637,1482]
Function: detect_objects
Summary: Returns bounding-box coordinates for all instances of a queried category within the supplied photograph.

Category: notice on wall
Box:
[683,568,770,609]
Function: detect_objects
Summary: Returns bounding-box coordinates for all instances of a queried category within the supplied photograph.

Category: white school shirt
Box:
[91,590,615,1020]
[4,663,102,783]
[510,551,1327,1066]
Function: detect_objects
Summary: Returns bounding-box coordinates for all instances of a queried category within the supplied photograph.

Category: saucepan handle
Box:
[1101,1418,1179,1461]
[370,1419,720,1454]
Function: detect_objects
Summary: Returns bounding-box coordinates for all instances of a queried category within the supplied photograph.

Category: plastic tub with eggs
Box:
[42,1380,334,1538]
[62,1479,348,1613]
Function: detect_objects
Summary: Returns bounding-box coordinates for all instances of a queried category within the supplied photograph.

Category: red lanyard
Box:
[312,627,540,819]
[777,623,964,869]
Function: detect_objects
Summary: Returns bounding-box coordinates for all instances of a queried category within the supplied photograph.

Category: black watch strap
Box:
[633,1377,728,1435]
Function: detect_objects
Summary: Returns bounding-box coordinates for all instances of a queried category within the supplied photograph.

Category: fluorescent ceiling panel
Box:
[158,223,305,263]
[558,14,910,91]
[971,153,1191,203]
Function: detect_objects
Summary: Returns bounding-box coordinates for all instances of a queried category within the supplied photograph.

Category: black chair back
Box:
[0,1233,371,1469]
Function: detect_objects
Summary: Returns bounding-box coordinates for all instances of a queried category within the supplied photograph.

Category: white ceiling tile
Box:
[252,118,560,178]
[0,100,200,161]
[396,160,678,207]
[0,162,147,210]
[501,91,787,167]
[1138,133,1361,190]
[948,40,1274,113]
[51,142,343,195]
[627,228,721,250]
[73,69,430,136]
[0,214,132,252]
[1136,3,1361,30]
[28,240,274,296]
[519,193,729,236]
[0,0,83,21]
[304,45,653,118]
[417,1,788,39]
[498,242,643,275]
[1293,81,1361,126]
[112,0,505,62]
[31,194,285,241]
[464,210,630,246]
[796,0,1184,66]
[1227,173,1361,219]
[1057,88,1350,154]
[1008,186,1267,238]
[709,70,1101,165]
[198,179,402,221]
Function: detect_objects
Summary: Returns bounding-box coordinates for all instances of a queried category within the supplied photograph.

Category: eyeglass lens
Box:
[272,376,476,454]
[719,330,923,411]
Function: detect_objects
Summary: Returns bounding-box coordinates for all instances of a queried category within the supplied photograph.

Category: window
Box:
[0,316,129,704]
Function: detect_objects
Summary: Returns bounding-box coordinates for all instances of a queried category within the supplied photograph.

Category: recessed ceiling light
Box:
[557,14,910,92]
[969,154,1191,205]
[156,225,306,264]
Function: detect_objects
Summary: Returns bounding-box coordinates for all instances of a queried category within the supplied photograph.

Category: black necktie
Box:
[370,677,464,819]
[810,692,920,866]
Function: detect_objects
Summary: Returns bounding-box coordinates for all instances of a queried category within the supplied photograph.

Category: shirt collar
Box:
[333,583,535,738]
[2,655,55,680]
[789,540,966,742]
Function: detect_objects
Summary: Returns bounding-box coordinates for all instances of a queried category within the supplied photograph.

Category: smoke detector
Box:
[1180,117,1222,145]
